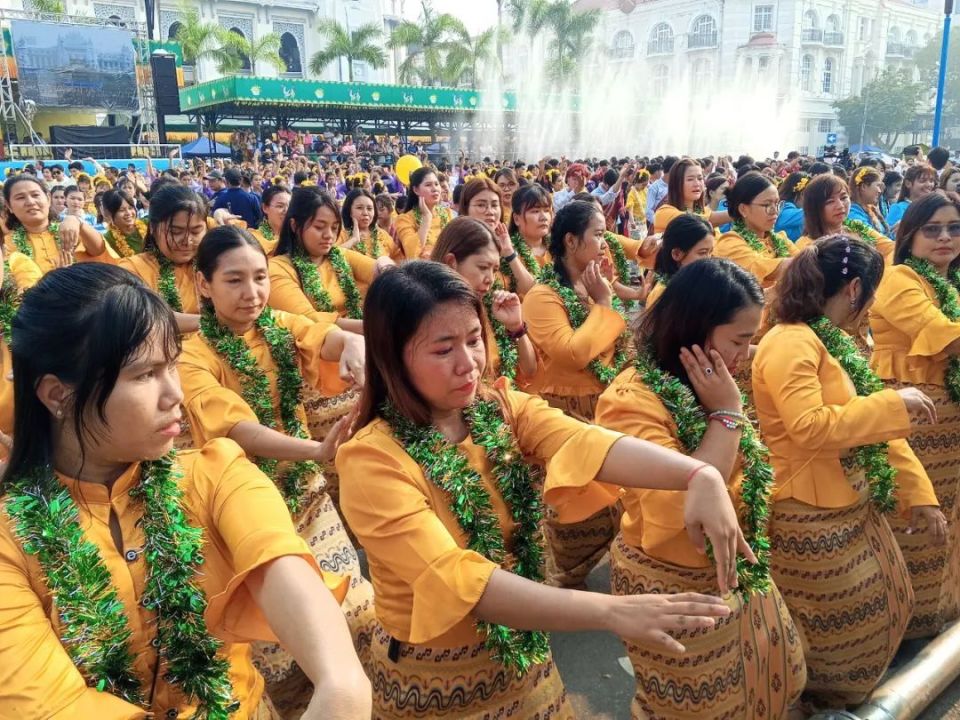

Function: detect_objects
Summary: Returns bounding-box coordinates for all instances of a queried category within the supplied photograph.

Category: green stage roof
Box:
[180,77,519,114]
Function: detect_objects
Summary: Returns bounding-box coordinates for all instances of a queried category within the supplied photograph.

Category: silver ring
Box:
[704,367,714,376]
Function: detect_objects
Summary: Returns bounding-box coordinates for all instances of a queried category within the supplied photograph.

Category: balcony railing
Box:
[886,42,905,56]
[824,31,844,46]
[647,38,675,55]
[688,32,718,49]
[802,28,824,43]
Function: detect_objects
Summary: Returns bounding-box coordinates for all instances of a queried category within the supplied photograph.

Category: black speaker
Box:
[151,54,180,114]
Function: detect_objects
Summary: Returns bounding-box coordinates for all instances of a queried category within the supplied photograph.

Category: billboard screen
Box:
[11,20,138,111]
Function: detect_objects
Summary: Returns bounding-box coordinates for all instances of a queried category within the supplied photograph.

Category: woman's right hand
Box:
[418,196,432,220]
[605,592,731,653]
[582,260,611,306]
[679,346,742,414]
[897,387,937,425]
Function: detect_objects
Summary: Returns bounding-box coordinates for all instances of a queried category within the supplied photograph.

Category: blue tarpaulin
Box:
[181,137,232,157]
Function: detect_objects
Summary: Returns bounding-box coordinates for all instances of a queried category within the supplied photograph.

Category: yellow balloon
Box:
[395,154,423,187]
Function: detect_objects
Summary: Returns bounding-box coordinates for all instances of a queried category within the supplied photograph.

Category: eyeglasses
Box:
[751,201,783,216]
[919,223,960,239]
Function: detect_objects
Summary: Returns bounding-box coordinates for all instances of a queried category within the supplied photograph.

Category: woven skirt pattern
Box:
[540,391,618,588]
[302,385,361,513]
[368,623,574,720]
[610,534,806,720]
[253,471,375,718]
[769,470,913,707]
[887,381,960,639]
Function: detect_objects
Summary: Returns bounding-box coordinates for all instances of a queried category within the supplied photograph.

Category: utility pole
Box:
[932,0,954,146]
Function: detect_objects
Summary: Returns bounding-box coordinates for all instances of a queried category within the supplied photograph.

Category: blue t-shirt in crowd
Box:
[212,186,263,227]
[775,201,805,242]
[886,200,910,230]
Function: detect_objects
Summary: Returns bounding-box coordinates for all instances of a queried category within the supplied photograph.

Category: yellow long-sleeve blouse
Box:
[645,281,666,309]
[394,210,447,260]
[4,228,110,275]
[715,230,799,288]
[523,283,626,397]
[336,382,622,647]
[337,227,396,260]
[119,252,200,314]
[796,228,894,263]
[247,227,279,257]
[0,439,346,719]
[1,252,42,446]
[752,322,937,512]
[594,368,743,567]
[870,264,960,386]
[178,311,336,446]
[653,205,711,235]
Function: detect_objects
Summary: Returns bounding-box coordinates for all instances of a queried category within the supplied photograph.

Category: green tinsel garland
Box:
[539,265,630,386]
[12,222,61,261]
[733,221,791,258]
[104,220,146,258]
[383,398,549,676]
[482,284,519,381]
[200,306,317,513]
[257,222,275,244]
[808,316,898,513]
[904,256,960,404]
[154,249,183,313]
[634,350,772,595]
[843,218,879,247]
[291,248,363,320]
[354,225,382,258]
[500,233,542,293]
[413,205,451,234]
[5,455,238,717]
[604,232,636,312]
[1,259,17,343]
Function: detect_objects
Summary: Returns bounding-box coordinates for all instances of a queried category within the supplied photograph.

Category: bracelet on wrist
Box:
[503,251,518,264]
[709,415,744,431]
[507,322,528,340]
[709,409,748,422]
[684,462,711,488]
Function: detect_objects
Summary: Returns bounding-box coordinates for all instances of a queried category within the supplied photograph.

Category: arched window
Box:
[800,54,813,91]
[822,57,834,94]
[168,21,184,43]
[826,14,841,33]
[611,30,635,59]
[692,58,712,91]
[888,26,901,43]
[229,27,251,72]
[107,14,126,28]
[279,32,301,73]
[802,10,818,30]
[648,23,674,55]
[905,29,918,47]
[689,15,717,49]
[652,64,670,97]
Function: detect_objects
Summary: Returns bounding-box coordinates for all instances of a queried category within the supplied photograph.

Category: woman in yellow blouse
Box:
[754,236,944,707]
[596,258,806,719]
[432,217,538,385]
[249,185,290,256]
[646,213,715,309]
[0,262,370,720]
[503,184,554,295]
[797,174,894,261]
[119,185,207,335]
[337,260,751,720]
[494,168,520,227]
[653,158,730,234]
[523,200,630,587]
[101,188,148,258]
[869,192,960,639]
[339,188,396,261]
[394,167,452,259]
[626,170,649,233]
[2,174,107,274]
[0,245,42,457]
[177,227,374,714]
[715,172,799,289]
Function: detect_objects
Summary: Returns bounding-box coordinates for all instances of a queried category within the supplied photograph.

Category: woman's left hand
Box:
[908,505,948,545]
[338,332,366,388]
[490,289,523,333]
[494,222,512,256]
[374,255,396,276]
[640,232,661,258]
[598,254,615,283]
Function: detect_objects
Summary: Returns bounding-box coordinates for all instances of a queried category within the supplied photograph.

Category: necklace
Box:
[258,222,275,243]
[904,256,960,404]
[807,316,898,513]
[604,232,635,312]
[12,222,61,261]
[539,265,630,386]
[153,249,183,313]
[383,399,549,675]
[1,259,18,342]
[4,454,238,716]
[634,350,772,594]
[105,220,146,258]
[199,306,317,512]
[482,284,519,381]
[500,233,542,292]
[291,248,363,320]
[413,205,451,234]
[843,218,878,247]
[733,221,791,258]
[354,225,382,258]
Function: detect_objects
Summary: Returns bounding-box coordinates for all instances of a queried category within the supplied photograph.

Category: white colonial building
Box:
[563,0,943,154]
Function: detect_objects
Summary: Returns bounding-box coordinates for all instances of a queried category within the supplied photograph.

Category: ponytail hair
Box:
[549,200,603,288]
[773,234,884,324]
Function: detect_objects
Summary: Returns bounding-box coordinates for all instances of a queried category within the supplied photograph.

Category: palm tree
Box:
[310,18,388,81]
[172,9,222,67]
[526,0,600,84]
[214,29,287,76]
[388,0,469,86]
[28,0,65,14]
[443,27,501,87]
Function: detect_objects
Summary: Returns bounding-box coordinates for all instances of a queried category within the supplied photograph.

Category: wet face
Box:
[704,304,763,375]
[908,205,960,272]
[403,301,486,415]
[197,244,270,329]
[350,195,375,232]
[8,180,51,228]
[154,210,206,265]
[466,189,502,230]
[298,204,340,258]
[446,242,500,295]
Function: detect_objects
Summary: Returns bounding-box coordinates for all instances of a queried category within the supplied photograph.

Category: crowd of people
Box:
[0,136,960,720]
